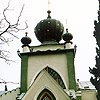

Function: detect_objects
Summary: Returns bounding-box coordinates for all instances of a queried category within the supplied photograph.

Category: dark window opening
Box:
[45,67,66,89]
[37,89,56,100]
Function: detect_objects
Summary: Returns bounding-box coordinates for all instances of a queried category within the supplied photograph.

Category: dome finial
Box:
[47,10,51,18]
[25,32,28,36]
[66,28,68,33]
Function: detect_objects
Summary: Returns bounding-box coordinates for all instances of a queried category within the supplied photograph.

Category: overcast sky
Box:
[0,0,99,90]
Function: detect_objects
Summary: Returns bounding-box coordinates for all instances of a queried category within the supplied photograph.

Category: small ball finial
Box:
[63,29,73,44]
[66,28,68,33]
[21,32,32,46]
[25,32,28,36]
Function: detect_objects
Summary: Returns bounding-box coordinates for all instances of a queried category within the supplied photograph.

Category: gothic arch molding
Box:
[31,66,66,89]
[37,89,56,100]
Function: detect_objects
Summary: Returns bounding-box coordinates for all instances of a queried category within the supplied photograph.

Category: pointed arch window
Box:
[45,67,66,89]
[37,89,56,100]
[34,67,66,89]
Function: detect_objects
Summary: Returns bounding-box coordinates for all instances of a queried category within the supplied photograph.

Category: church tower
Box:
[19,8,76,100]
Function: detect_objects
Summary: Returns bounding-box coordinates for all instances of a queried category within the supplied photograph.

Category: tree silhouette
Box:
[89,0,100,100]
[0,1,28,62]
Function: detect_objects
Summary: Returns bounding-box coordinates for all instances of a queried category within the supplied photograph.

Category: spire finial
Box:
[48,0,50,11]
[65,19,68,32]
[47,0,51,18]
[66,19,67,27]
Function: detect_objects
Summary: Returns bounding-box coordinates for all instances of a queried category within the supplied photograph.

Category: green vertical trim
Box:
[77,96,81,100]
[20,55,28,93]
[66,51,76,90]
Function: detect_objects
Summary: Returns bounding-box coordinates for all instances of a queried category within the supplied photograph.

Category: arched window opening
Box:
[45,67,66,89]
[34,66,66,89]
[37,89,56,100]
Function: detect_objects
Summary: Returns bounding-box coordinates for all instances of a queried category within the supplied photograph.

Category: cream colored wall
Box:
[81,90,97,100]
[0,88,20,100]
[22,71,70,100]
[28,53,69,89]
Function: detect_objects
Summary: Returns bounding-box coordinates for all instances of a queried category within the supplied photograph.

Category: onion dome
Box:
[34,10,64,43]
[63,29,73,44]
[21,32,32,46]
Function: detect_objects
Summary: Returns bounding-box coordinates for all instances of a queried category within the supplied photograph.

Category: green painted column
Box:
[66,50,76,90]
[77,96,81,100]
[20,55,28,93]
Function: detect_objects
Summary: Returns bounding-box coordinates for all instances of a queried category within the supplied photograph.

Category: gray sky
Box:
[0,0,98,90]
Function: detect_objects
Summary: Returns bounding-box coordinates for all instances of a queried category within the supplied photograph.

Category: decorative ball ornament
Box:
[21,32,32,46]
[34,10,64,43]
[63,29,73,43]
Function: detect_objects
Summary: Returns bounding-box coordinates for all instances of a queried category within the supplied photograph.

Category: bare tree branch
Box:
[0,77,19,84]
[0,1,28,62]
[0,2,28,37]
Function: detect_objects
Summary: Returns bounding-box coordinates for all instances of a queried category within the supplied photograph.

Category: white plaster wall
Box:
[33,44,64,52]
[22,46,30,52]
[28,53,69,89]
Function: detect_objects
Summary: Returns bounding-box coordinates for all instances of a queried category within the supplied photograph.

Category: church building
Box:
[0,2,97,100]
